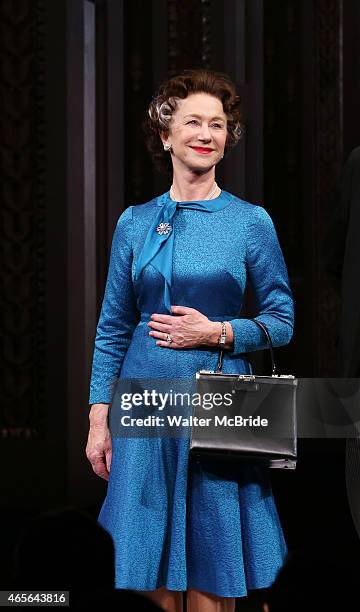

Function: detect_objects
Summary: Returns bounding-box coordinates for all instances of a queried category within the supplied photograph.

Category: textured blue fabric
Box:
[134,191,237,313]
[89,189,294,597]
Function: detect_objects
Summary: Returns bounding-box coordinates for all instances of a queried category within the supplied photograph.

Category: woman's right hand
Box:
[86,404,112,481]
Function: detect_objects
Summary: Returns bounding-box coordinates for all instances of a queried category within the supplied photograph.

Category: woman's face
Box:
[161,93,228,173]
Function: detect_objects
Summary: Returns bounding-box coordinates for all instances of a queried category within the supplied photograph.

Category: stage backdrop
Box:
[1,0,360,513]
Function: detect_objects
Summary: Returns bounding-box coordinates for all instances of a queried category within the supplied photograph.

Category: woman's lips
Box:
[190,147,214,154]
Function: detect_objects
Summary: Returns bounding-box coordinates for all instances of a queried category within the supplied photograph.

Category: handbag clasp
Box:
[233,375,259,392]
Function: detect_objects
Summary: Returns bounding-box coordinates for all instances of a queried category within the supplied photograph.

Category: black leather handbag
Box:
[189,319,297,476]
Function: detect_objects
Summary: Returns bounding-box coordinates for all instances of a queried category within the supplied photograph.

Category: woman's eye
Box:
[186,120,224,128]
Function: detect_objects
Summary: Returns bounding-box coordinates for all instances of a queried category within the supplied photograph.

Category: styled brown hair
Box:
[143,68,244,173]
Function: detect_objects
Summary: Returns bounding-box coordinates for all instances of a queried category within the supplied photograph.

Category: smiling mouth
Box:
[189,146,214,154]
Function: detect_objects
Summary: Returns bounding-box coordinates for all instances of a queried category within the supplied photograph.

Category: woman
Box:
[86,69,294,612]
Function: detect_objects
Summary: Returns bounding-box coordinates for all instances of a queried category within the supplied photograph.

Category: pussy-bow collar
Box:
[134,190,234,313]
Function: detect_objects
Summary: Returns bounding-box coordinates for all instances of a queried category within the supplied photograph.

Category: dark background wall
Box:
[1,0,360,596]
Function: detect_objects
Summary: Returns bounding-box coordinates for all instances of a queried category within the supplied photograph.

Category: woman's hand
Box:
[147,305,224,349]
[86,404,112,480]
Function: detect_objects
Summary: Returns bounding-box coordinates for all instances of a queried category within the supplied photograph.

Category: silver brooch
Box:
[156,222,172,235]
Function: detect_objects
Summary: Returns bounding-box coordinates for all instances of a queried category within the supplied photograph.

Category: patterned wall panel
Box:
[167,0,212,74]
[264,0,304,374]
[123,0,154,205]
[0,0,45,438]
[313,0,343,375]
[123,0,215,206]
[264,0,343,375]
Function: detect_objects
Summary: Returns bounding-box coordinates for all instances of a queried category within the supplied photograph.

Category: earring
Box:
[163,142,172,152]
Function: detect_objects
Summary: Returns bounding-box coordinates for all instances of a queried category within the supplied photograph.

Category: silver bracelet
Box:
[217,321,227,346]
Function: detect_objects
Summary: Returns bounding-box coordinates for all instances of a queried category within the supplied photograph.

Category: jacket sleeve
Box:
[89,206,139,405]
[228,205,294,355]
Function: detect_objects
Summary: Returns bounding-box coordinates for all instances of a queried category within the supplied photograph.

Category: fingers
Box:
[105,450,112,474]
[150,313,173,324]
[155,339,180,348]
[86,429,112,481]
[150,305,196,323]
[147,320,171,332]
[149,330,169,340]
[148,306,202,349]
[91,456,109,480]
[149,329,181,347]
[171,305,194,315]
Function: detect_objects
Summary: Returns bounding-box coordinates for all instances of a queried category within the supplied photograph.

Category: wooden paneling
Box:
[1,0,352,513]
[264,0,343,375]
[0,0,45,439]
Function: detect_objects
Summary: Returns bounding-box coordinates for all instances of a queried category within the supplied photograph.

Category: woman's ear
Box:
[159,130,169,148]
[160,131,172,152]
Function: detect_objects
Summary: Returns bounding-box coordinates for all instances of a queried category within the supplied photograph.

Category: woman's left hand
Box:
[148,305,219,349]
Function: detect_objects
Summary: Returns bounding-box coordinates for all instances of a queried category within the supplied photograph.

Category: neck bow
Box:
[134,190,233,313]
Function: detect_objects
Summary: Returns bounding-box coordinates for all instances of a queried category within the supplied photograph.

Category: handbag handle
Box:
[216,318,277,375]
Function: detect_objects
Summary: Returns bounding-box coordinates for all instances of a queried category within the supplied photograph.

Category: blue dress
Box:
[89,189,294,598]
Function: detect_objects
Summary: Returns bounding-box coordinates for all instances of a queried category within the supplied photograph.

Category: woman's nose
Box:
[198,124,211,140]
